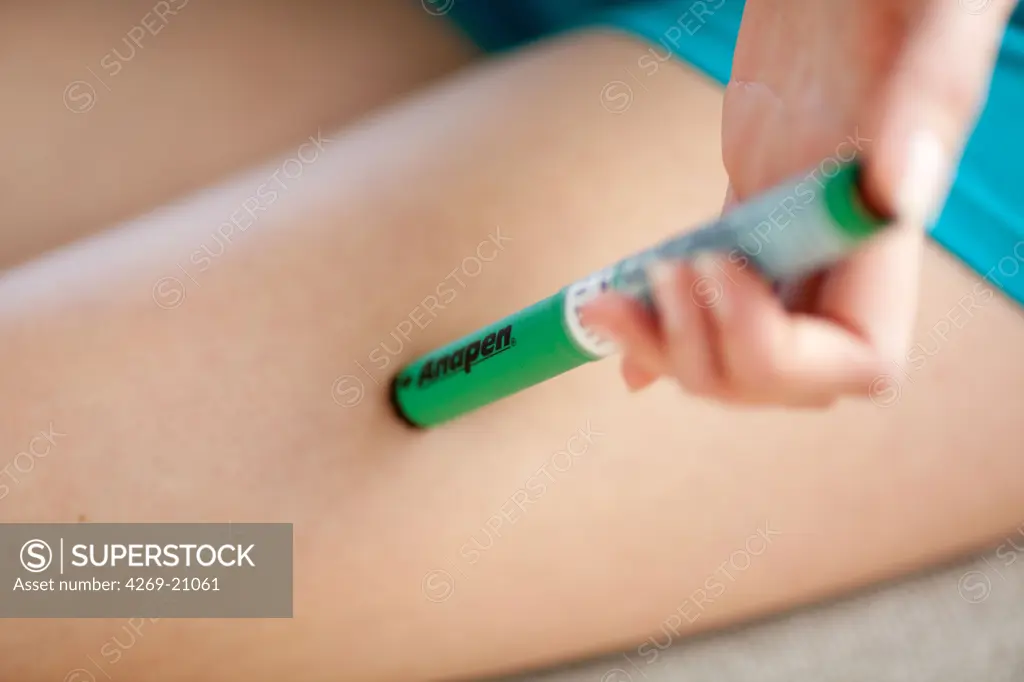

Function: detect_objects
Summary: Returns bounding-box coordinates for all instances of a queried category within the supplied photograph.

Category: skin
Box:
[0,0,474,269]
[586,0,1018,406]
[1,2,1022,681]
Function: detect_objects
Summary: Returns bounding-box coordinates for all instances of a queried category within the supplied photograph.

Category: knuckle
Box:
[675,359,722,397]
[676,370,716,398]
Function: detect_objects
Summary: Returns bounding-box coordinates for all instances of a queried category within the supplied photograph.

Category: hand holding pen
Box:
[583,0,1017,407]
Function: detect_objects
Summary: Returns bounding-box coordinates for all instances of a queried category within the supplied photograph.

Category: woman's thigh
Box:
[0,0,476,269]
[1,29,1023,682]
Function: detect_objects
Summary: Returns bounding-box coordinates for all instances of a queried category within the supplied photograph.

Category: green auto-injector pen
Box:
[389,159,891,429]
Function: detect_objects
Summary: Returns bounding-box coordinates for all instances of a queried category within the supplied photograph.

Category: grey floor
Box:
[500,533,1024,682]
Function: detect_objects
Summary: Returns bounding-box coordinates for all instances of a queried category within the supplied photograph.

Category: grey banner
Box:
[1,523,292,617]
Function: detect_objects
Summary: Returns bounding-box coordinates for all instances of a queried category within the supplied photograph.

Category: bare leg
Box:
[0,0,475,268]
[0,29,1022,682]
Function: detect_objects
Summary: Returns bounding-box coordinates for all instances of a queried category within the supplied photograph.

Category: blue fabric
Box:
[446,0,1024,308]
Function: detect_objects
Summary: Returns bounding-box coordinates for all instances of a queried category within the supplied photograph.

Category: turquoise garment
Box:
[446,0,1024,308]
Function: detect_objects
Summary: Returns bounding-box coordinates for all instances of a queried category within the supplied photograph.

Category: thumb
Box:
[866,0,1015,225]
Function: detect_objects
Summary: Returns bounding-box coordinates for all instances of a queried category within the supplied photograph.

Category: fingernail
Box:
[692,253,729,320]
[897,130,949,227]
[647,260,684,333]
